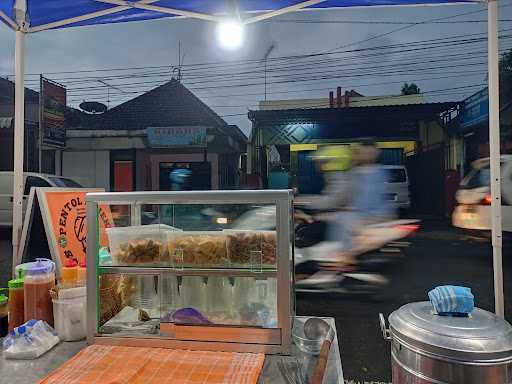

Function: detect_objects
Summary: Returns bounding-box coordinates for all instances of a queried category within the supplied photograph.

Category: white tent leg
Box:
[12,29,25,271]
[488,0,504,318]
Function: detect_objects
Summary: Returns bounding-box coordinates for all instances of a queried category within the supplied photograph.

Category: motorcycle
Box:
[232,206,419,299]
[294,219,419,297]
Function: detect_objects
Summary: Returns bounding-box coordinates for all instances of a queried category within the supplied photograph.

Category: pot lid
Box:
[389,302,512,361]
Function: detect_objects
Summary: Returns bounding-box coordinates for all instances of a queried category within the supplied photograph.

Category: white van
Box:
[452,156,512,233]
[0,172,83,227]
[383,165,410,210]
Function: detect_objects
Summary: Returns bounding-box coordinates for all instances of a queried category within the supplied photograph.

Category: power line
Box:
[12,19,512,81]
[268,19,512,25]
[322,2,512,54]
[54,45,512,101]
[68,82,487,106]
[63,49,495,93]
[31,33,512,92]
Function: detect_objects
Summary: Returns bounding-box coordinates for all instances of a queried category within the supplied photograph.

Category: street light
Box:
[217,20,244,50]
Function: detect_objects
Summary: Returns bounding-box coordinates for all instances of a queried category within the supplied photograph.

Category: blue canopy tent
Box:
[1,0,504,316]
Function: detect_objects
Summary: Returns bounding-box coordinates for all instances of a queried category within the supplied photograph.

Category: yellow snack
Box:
[168,233,227,266]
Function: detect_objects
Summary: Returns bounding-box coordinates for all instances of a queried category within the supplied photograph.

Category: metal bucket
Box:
[380,302,512,384]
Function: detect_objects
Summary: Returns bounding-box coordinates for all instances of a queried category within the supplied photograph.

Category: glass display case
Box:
[86,190,294,354]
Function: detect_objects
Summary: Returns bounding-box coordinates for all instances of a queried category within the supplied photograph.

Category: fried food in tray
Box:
[113,239,164,264]
[167,232,227,266]
[106,225,173,266]
[261,231,277,264]
[226,231,277,265]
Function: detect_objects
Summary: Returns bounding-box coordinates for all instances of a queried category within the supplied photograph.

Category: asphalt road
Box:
[1,222,510,383]
[296,220,512,382]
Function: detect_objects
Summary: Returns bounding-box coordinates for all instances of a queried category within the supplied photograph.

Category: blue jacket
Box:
[352,165,392,220]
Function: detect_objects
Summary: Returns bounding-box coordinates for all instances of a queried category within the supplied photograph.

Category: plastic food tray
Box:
[167,231,228,268]
[106,224,176,266]
[224,230,277,268]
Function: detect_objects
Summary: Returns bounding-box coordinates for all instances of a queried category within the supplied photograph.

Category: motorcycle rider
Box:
[305,145,355,246]
[341,138,394,264]
[298,139,394,286]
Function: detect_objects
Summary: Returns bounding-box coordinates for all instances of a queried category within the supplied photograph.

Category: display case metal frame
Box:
[86,189,294,354]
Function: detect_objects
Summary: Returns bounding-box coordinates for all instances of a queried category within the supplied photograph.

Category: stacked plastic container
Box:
[52,258,87,341]
[52,286,87,341]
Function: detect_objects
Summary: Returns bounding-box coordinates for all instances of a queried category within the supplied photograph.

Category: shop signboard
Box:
[17,188,113,276]
[40,77,67,147]
[146,126,207,147]
[460,88,489,132]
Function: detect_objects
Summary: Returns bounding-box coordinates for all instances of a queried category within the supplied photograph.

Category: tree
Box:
[401,82,421,95]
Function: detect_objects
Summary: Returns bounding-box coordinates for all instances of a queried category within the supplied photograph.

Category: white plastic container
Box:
[159,273,181,315]
[130,275,158,313]
[180,276,207,313]
[106,224,175,266]
[52,287,86,341]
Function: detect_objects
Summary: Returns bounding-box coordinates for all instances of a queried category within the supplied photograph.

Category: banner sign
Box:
[146,126,207,148]
[41,77,67,147]
[17,188,113,275]
[460,88,489,131]
[45,190,112,266]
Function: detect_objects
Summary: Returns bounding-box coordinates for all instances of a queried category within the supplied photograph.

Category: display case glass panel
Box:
[98,203,278,270]
[97,272,278,336]
[87,190,293,354]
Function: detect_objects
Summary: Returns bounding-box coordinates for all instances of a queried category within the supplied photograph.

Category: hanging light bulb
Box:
[216,20,244,50]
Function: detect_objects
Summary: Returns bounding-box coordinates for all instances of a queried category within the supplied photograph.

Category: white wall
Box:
[61,151,110,190]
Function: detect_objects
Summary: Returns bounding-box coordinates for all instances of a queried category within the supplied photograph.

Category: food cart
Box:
[86,189,293,354]
[1,189,344,382]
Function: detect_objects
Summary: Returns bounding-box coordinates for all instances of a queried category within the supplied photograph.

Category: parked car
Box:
[452,156,512,233]
[383,165,410,210]
[0,172,83,227]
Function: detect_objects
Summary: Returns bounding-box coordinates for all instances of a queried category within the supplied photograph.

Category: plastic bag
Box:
[428,285,474,316]
[2,320,60,359]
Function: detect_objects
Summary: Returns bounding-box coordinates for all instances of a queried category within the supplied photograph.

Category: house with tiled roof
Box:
[63,79,247,191]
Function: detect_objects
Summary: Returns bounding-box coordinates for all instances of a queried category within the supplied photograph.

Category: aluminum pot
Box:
[380,302,512,384]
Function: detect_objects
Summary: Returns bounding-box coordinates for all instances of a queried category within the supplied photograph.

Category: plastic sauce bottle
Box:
[0,290,8,337]
[8,278,24,332]
[24,258,56,326]
[77,260,87,287]
[61,259,78,288]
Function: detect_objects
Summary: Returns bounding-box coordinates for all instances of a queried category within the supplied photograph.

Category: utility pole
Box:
[172,41,184,82]
[263,43,275,101]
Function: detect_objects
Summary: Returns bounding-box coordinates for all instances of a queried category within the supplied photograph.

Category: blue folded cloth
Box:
[428,285,474,316]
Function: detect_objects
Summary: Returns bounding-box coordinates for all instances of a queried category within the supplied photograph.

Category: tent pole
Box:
[12,29,25,272]
[488,0,504,318]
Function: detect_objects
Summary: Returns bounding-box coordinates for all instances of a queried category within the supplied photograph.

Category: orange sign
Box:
[44,191,113,266]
